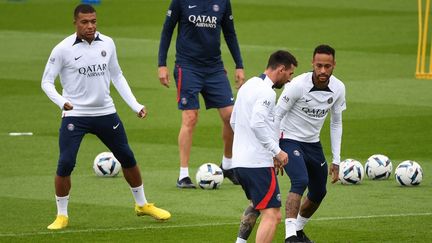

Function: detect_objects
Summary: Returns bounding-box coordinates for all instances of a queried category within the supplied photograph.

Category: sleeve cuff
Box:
[272,147,281,157]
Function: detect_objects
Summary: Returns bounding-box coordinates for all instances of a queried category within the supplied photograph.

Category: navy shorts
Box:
[233,167,281,210]
[173,64,234,110]
[280,139,328,203]
[57,113,137,176]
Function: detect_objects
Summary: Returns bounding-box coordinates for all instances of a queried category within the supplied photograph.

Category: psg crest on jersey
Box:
[327,97,333,104]
[101,50,106,57]
[213,4,219,12]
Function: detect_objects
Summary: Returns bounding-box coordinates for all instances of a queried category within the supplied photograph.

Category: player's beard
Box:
[272,81,285,89]
[313,72,331,87]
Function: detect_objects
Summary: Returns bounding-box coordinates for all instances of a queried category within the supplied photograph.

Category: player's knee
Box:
[290,177,309,194]
[113,149,137,168]
[309,189,327,203]
[56,159,75,176]
[182,111,199,127]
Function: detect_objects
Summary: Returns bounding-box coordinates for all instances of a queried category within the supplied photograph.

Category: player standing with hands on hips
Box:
[158,0,245,188]
[230,50,297,243]
[42,4,170,230]
[275,45,346,243]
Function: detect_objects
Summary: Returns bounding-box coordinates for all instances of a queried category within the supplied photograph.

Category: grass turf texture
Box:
[0,0,431,242]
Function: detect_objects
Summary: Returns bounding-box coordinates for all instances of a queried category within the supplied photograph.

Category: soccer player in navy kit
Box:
[42,4,170,230]
[158,0,245,188]
[275,45,346,243]
[230,50,297,243]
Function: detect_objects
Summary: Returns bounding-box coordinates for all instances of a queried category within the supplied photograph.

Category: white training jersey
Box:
[230,74,281,169]
[41,32,143,117]
[275,72,346,142]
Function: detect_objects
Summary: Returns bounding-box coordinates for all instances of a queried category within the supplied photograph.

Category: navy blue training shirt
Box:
[158,0,244,69]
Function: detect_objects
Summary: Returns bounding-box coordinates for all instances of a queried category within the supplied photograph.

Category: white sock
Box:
[285,218,297,239]
[235,237,247,243]
[295,214,310,231]
[222,156,232,169]
[55,195,69,217]
[179,167,189,180]
[131,184,147,206]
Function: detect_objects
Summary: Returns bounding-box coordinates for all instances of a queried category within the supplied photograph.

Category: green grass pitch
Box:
[0,0,431,242]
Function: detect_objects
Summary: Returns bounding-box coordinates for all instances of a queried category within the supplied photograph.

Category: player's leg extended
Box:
[203,69,238,183]
[294,141,328,243]
[301,141,328,218]
[217,105,239,184]
[256,207,281,243]
[280,139,309,241]
[94,114,171,220]
[237,203,260,242]
[48,117,86,230]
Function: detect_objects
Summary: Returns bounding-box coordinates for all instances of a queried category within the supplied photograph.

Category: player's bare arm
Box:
[158,66,170,88]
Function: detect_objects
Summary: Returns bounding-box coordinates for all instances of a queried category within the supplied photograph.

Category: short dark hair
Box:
[266,50,298,70]
[74,4,96,18]
[313,44,335,58]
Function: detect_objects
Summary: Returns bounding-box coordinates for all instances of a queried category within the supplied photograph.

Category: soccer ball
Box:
[395,160,423,186]
[339,159,364,184]
[93,152,121,177]
[364,154,392,180]
[195,163,224,189]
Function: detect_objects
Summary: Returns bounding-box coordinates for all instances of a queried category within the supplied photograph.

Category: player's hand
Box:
[274,150,288,175]
[329,163,340,184]
[235,68,245,89]
[158,66,170,88]
[137,107,147,119]
[63,102,73,111]
[274,158,284,176]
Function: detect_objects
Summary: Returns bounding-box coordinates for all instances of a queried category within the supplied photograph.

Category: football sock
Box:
[179,167,189,180]
[222,156,232,169]
[130,184,147,206]
[295,214,310,231]
[285,218,297,239]
[235,237,247,243]
[55,195,69,216]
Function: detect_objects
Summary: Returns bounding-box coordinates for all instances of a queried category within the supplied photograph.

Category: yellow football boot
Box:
[47,215,68,230]
[135,203,171,220]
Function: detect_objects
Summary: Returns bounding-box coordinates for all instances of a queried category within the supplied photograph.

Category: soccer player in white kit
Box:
[275,45,346,243]
[42,4,170,230]
[230,50,297,243]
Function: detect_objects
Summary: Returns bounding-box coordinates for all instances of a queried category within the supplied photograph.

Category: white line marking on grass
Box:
[1,212,431,238]
[0,222,238,237]
[311,212,432,221]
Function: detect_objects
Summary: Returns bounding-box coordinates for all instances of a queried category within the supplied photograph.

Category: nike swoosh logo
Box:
[320,161,326,167]
[74,56,82,61]
[113,123,120,129]
[305,99,312,102]
[188,5,197,8]
[230,97,234,101]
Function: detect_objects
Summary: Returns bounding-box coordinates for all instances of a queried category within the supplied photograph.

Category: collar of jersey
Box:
[258,73,274,88]
[73,32,103,45]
